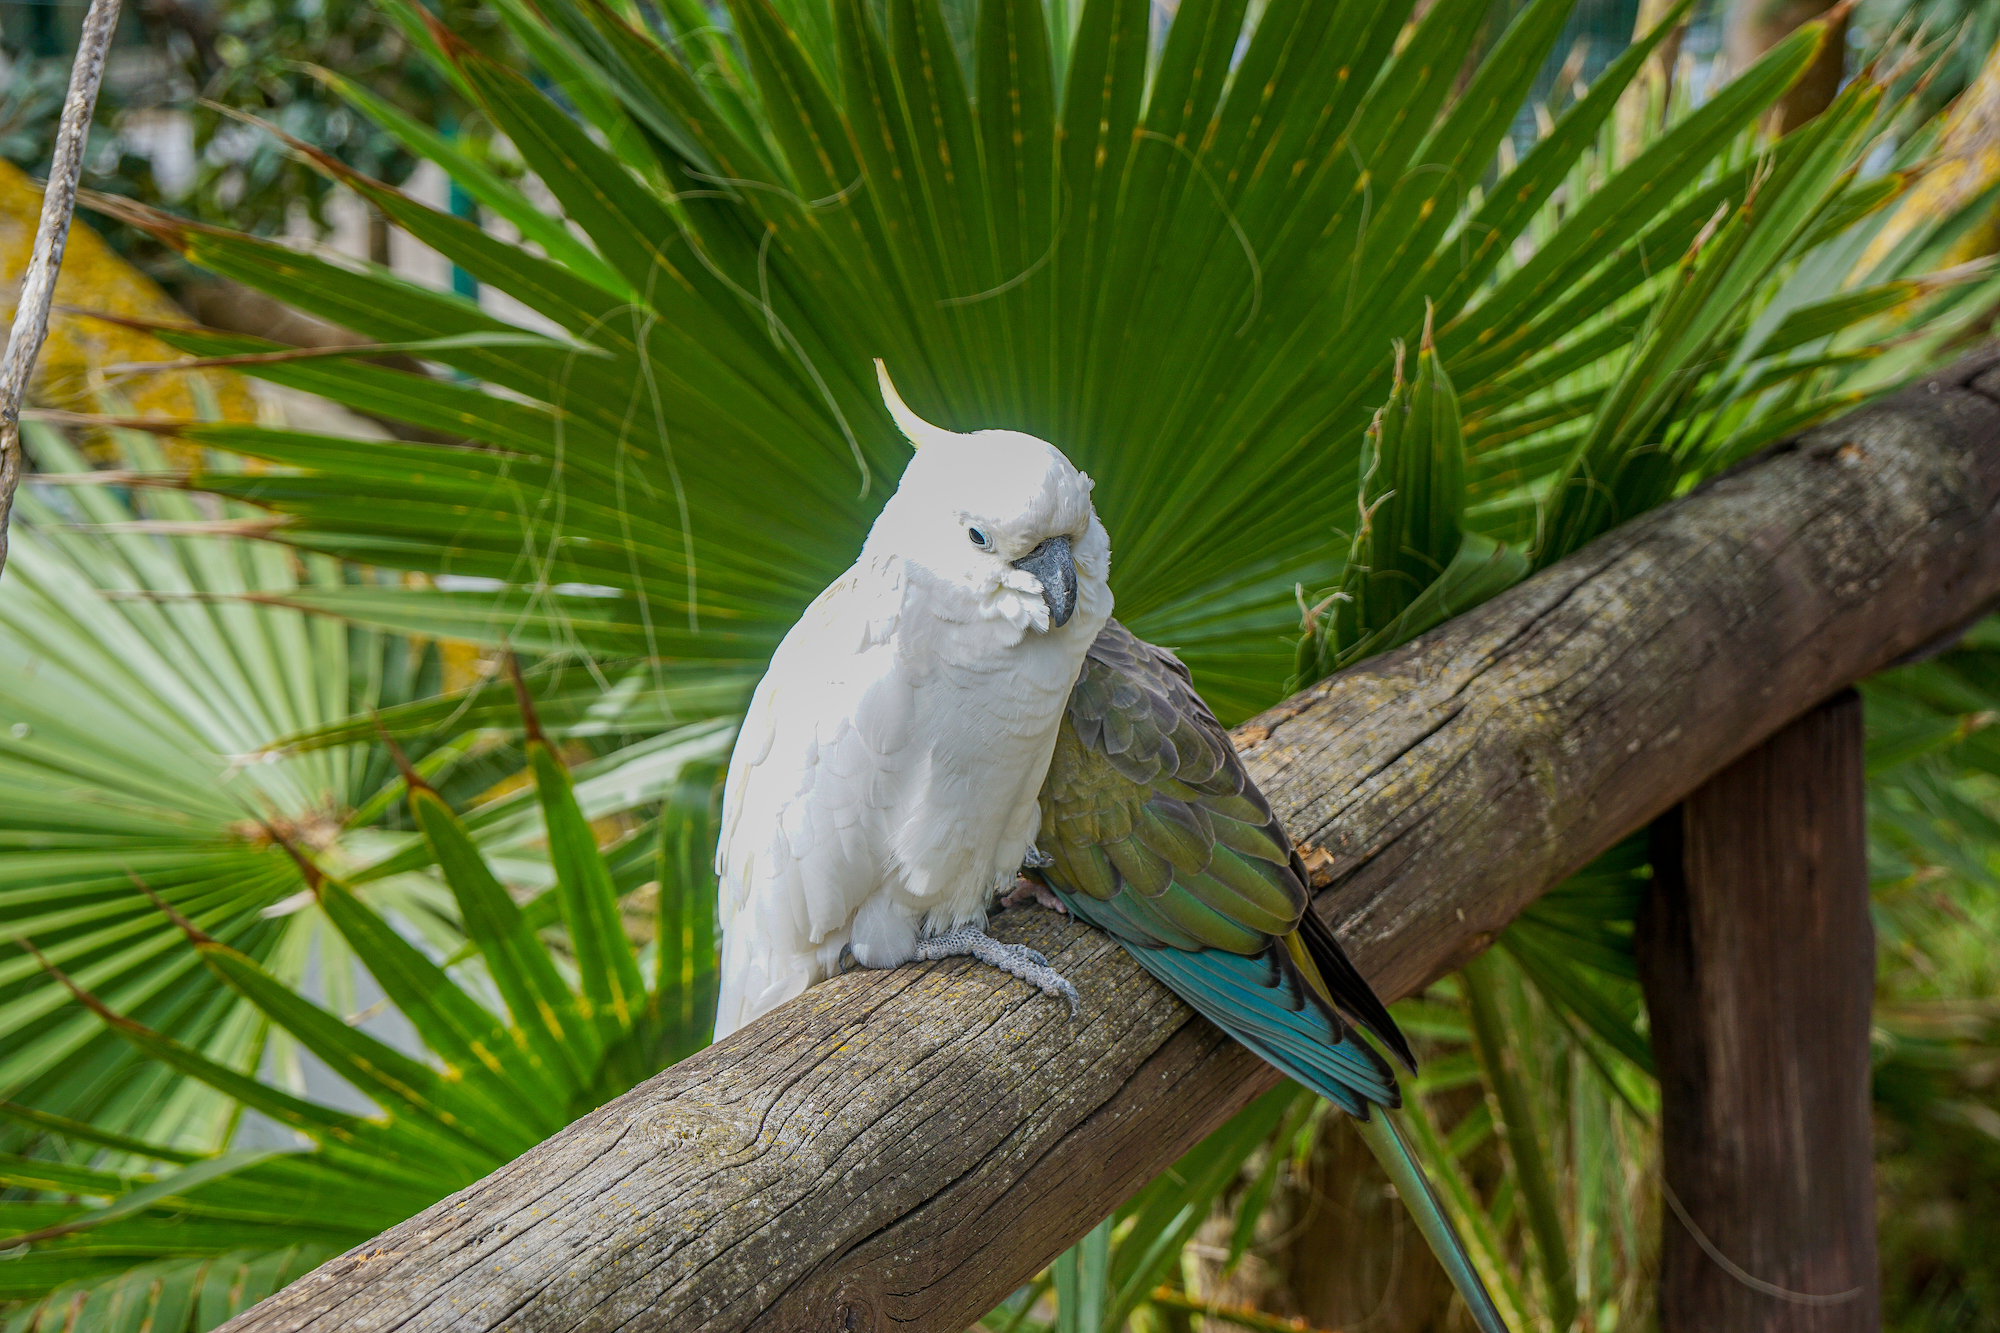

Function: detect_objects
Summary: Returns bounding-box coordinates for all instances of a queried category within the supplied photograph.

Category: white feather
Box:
[712,396,1112,1039]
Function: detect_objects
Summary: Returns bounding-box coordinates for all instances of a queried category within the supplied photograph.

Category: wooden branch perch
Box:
[224,351,2000,1333]
[0,0,124,578]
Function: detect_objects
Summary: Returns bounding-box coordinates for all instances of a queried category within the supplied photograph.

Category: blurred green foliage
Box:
[0,0,518,284]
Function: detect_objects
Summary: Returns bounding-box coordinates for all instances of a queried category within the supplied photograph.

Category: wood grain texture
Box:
[224,350,2000,1333]
[1640,693,1879,1332]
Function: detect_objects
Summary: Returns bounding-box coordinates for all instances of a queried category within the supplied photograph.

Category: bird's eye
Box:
[968,527,988,548]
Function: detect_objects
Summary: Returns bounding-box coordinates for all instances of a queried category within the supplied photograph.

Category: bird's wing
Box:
[1039,623,1510,1333]
[714,559,911,1036]
[1036,619,1412,1114]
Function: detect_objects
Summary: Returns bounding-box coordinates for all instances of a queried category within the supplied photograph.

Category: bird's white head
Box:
[867,360,1112,638]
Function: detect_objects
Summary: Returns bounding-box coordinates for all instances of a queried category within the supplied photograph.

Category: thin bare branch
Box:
[0,0,125,576]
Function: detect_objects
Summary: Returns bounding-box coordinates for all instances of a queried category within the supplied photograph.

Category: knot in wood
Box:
[639,1098,761,1159]
[823,1275,885,1331]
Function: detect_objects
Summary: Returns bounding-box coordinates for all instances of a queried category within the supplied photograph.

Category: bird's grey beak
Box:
[1013,534,1077,629]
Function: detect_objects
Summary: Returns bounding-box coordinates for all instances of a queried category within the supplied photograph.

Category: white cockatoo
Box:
[710,367,1509,1332]
[712,362,1113,1038]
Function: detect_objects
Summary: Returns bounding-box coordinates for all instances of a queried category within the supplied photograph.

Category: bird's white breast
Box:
[711,549,1109,1037]
[884,603,1084,914]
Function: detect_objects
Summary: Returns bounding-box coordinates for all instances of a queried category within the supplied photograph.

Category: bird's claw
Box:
[915,924,1080,1016]
[1021,845,1056,869]
[1000,874,1070,916]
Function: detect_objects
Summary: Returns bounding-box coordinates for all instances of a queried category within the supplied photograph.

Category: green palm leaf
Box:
[1,686,721,1325]
[16,0,2000,1326]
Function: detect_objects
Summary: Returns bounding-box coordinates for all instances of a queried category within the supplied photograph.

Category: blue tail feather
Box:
[1351,1110,1511,1333]
[1055,891,1512,1331]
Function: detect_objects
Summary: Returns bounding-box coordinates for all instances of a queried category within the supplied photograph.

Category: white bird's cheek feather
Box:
[994,568,1050,632]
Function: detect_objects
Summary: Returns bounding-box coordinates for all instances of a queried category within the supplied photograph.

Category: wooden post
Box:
[1638,691,1880,1332]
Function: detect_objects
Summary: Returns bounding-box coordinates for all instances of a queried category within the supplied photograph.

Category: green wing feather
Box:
[1034,619,1415,1093]
[1034,620,1510,1333]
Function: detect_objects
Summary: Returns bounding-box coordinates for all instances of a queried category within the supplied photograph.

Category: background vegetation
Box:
[3,0,2000,1330]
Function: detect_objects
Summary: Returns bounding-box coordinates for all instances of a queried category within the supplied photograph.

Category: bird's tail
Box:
[1350,1108,1512,1333]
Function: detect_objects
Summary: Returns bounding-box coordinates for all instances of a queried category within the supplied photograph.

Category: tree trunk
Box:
[177,278,456,443]
[218,350,2000,1333]
[1725,0,1850,135]
[1639,692,1881,1332]
[1273,1104,1463,1331]
[1615,0,1690,167]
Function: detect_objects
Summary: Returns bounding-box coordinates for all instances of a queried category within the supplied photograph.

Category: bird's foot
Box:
[999,874,1069,916]
[915,924,1079,1015]
[1022,845,1055,869]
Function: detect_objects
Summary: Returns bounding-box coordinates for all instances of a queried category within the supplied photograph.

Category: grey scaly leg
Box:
[915,923,1079,1014]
